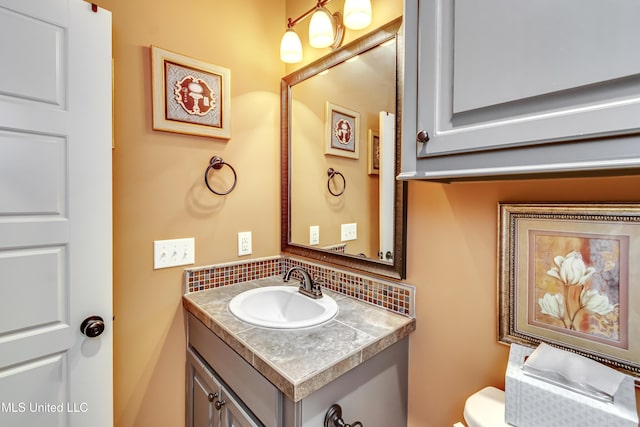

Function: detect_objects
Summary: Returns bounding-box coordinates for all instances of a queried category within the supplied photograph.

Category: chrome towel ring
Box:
[327,168,346,196]
[204,156,237,195]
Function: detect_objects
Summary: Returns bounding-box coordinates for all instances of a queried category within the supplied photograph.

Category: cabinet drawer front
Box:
[188,314,281,426]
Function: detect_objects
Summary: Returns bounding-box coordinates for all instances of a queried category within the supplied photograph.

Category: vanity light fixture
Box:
[344,0,372,30]
[280,0,372,64]
[280,28,303,63]
[309,6,342,49]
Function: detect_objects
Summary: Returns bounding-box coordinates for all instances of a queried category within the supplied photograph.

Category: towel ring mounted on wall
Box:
[204,156,237,195]
[327,168,346,197]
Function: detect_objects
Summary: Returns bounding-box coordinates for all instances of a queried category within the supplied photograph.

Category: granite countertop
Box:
[182,277,416,402]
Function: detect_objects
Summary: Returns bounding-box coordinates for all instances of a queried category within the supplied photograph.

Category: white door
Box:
[0,1,113,426]
[378,112,394,261]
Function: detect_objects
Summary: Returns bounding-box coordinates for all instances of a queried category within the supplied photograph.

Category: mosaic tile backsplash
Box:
[184,256,415,317]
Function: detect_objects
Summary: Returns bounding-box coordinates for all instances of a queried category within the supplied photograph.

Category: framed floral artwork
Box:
[367,129,380,175]
[151,46,230,139]
[498,203,640,382]
[325,102,359,159]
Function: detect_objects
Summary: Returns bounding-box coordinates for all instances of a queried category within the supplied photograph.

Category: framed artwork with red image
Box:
[325,102,359,159]
[151,46,230,139]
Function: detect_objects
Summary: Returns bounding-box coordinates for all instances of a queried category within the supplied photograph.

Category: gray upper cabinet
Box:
[400,0,640,180]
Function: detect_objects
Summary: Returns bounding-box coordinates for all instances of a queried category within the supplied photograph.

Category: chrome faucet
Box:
[283,266,323,299]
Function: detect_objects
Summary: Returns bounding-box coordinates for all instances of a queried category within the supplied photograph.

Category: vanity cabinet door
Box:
[400,0,640,180]
[187,351,220,427]
[219,388,262,427]
[187,348,264,427]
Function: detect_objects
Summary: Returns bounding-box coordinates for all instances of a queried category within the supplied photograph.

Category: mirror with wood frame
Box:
[281,18,406,279]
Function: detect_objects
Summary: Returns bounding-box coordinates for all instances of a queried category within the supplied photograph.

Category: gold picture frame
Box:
[498,203,640,382]
[367,129,379,175]
[151,46,230,139]
[325,102,359,159]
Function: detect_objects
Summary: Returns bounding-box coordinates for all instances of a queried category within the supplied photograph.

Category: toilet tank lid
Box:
[463,386,508,427]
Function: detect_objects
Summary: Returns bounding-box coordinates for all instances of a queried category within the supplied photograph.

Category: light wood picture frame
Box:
[151,46,230,139]
[367,129,380,175]
[325,102,359,159]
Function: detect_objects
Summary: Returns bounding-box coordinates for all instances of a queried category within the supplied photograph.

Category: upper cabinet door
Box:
[400,0,640,180]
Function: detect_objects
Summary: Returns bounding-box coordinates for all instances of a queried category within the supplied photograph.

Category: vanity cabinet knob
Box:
[207,392,218,402]
[214,399,226,410]
[416,130,430,143]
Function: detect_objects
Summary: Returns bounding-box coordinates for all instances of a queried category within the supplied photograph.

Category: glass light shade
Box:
[280,28,303,63]
[343,0,372,30]
[309,7,335,48]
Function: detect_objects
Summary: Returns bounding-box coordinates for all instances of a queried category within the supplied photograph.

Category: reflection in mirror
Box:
[281,18,406,279]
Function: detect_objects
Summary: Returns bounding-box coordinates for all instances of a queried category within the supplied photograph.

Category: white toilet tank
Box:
[463,386,509,427]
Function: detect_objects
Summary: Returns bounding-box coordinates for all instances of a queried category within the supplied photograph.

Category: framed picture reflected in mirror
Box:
[325,102,359,159]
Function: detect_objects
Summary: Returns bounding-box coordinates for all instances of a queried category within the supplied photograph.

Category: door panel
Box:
[452,1,640,113]
[0,354,68,427]
[0,6,65,106]
[0,132,66,215]
[0,247,67,335]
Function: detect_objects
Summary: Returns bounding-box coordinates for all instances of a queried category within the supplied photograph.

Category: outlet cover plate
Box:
[154,238,195,269]
[238,231,252,256]
[309,225,320,245]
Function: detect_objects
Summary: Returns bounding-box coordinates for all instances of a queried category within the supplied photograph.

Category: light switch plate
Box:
[153,238,195,269]
[238,231,252,256]
[309,225,320,245]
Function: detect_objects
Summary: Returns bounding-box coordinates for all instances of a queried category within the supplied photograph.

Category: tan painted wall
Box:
[406,176,640,426]
[91,0,640,425]
[92,0,283,425]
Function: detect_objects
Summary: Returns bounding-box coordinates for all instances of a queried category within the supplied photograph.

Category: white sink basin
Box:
[228,286,338,329]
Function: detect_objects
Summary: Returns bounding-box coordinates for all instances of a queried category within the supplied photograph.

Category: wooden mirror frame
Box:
[281,18,407,279]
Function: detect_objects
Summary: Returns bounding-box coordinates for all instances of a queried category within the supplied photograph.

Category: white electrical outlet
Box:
[309,225,320,245]
[341,223,357,241]
[153,238,195,269]
[238,231,252,256]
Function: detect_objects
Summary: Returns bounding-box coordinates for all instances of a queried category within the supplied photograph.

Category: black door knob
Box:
[80,316,105,338]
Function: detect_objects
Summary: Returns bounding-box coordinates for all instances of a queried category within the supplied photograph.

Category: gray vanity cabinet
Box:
[186,313,408,427]
[400,0,640,180]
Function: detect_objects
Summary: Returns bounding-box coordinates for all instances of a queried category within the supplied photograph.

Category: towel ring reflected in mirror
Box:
[204,156,237,195]
[327,168,346,196]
